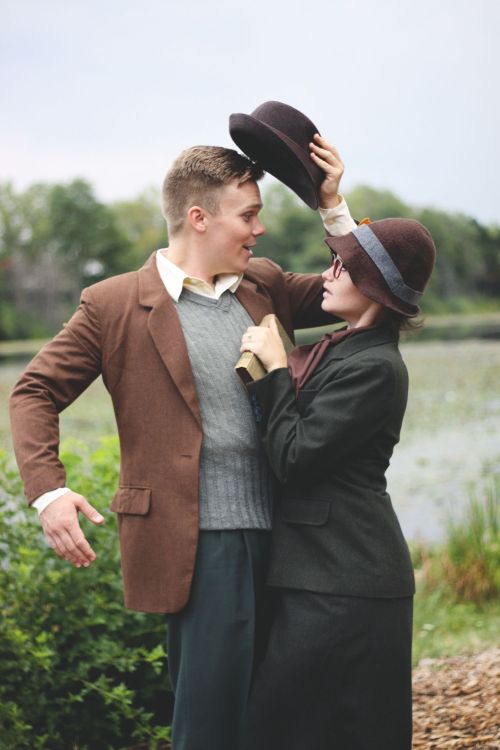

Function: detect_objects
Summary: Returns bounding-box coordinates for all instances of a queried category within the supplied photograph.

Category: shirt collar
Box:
[155,249,242,302]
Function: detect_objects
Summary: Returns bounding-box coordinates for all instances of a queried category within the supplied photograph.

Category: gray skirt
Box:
[242,589,413,750]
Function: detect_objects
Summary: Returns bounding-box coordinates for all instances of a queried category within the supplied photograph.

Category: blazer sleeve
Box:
[9,288,103,502]
[283,271,336,329]
[247,359,397,484]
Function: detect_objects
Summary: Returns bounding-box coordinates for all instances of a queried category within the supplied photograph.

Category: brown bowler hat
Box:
[229,101,324,209]
[325,218,436,316]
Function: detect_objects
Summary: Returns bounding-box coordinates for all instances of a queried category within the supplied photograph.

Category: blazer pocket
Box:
[110,486,152,515]
[281,498,330,526]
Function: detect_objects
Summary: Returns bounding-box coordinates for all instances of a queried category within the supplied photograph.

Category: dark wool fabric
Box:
[247,326,415,599]
[167,530,272,750]
[243,326,415,748]
[242,591,413,750]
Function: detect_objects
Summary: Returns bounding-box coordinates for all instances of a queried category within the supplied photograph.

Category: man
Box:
[10,137,354,749]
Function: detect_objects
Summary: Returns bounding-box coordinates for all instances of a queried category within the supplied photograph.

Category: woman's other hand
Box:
[240,317,288,372]
[310,134,345,209]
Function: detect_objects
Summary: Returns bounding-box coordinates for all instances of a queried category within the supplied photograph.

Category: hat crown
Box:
[325,217,436,316]
[368,218,436,293]
[229,100,323,208]
[250,100,319,147]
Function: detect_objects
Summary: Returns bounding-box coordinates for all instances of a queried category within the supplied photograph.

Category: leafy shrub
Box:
[0,439,171,750]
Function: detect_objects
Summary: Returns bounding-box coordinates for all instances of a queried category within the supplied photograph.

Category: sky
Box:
[2,0,499,224]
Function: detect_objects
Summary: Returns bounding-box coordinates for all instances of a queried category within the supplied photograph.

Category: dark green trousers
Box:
[166,529,271,750]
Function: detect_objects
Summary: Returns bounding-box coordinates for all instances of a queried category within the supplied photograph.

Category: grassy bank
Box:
[413,587,499,665]
[412,475,500,664]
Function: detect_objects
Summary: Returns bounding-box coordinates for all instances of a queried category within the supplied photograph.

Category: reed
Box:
[412,474,500,602]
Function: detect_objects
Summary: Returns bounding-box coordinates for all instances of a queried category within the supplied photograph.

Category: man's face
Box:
[203,180,265,276]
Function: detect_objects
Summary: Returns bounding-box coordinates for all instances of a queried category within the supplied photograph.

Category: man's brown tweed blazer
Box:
[9,252,330,613]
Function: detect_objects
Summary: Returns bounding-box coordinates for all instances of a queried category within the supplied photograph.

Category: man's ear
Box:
[187,206,207,234]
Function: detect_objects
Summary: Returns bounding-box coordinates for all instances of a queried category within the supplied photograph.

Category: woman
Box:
[239,208,436,749]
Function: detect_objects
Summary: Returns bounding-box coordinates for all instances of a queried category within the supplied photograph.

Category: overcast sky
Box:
[2,0,499,224]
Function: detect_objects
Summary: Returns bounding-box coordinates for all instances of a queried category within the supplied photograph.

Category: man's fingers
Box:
[47,532,65,558]
[62,524,96,565]
[39,493,102,566]
[71,529,96,563]
[51,530,81,565]
[59,529,87,565]
[58,529,95,567]
[75,497,104,525]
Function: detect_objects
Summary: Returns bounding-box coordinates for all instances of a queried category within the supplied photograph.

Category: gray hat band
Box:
[352,225,422,306]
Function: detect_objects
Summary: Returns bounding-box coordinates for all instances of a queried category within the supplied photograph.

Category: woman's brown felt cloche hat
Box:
[325,218,437,316]
[229,100,324,209]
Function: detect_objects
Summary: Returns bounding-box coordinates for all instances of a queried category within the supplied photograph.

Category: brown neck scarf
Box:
[288,326,374,395]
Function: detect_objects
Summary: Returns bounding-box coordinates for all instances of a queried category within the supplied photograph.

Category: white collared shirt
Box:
[155,251,242,301]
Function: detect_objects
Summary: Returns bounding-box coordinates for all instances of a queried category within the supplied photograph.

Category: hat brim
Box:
[324,234,420,316]
[229,113,323,209]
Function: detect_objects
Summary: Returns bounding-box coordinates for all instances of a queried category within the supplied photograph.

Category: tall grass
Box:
[411,474,500,663]
[413,474,499,603]
[443,475,499,601]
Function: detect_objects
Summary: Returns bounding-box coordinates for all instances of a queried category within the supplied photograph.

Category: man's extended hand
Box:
[39,491,104,567]
[309,134,345,209]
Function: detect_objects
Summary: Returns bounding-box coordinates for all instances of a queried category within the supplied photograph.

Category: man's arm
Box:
[10,288,105,567]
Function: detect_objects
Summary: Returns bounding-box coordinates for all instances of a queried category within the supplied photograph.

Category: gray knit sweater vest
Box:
[175,288,273,530]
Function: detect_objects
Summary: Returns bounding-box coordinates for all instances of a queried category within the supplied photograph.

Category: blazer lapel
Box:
[138,253,202,428]
[235,278,274,324]
[309,326,398,379]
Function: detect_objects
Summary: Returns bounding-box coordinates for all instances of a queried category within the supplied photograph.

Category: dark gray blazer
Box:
[248,326,415,598]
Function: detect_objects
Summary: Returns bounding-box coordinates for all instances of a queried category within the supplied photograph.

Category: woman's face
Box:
[321,254,382,327]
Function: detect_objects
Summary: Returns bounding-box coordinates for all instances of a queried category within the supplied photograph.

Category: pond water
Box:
[1,338,499,544]
[388,415,500,542]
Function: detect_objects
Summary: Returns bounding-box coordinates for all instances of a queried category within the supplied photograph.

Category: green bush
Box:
[0,439,171,750]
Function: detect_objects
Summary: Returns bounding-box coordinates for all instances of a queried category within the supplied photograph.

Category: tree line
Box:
[0,179,499,340]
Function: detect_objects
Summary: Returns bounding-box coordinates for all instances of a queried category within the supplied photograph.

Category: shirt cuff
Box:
[319,194,357,237]
[32,487,70,514]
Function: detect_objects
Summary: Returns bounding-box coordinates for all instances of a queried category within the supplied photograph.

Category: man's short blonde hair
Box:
[161,146,264,236]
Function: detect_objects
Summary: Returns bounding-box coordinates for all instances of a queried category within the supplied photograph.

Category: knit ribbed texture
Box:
[175,288,273,530]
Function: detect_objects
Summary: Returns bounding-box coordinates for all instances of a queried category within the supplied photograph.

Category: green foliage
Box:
[345,184,413,220]
[47,179,135,285]
[0,180,135,341]
[412,475,500,604]
[257,183,500,315]
[0,441,171,750]
[442,476,500,601]
[1,178,500,339]
[413,473,500,603]
[412,585,500,665]
[410,476,500,663]
[110,188,167,268]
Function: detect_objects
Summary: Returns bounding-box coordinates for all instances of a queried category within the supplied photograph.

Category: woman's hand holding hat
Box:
[310,134,345,209]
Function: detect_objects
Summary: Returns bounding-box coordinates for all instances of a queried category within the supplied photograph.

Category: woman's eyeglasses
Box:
[331,253,347,279]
